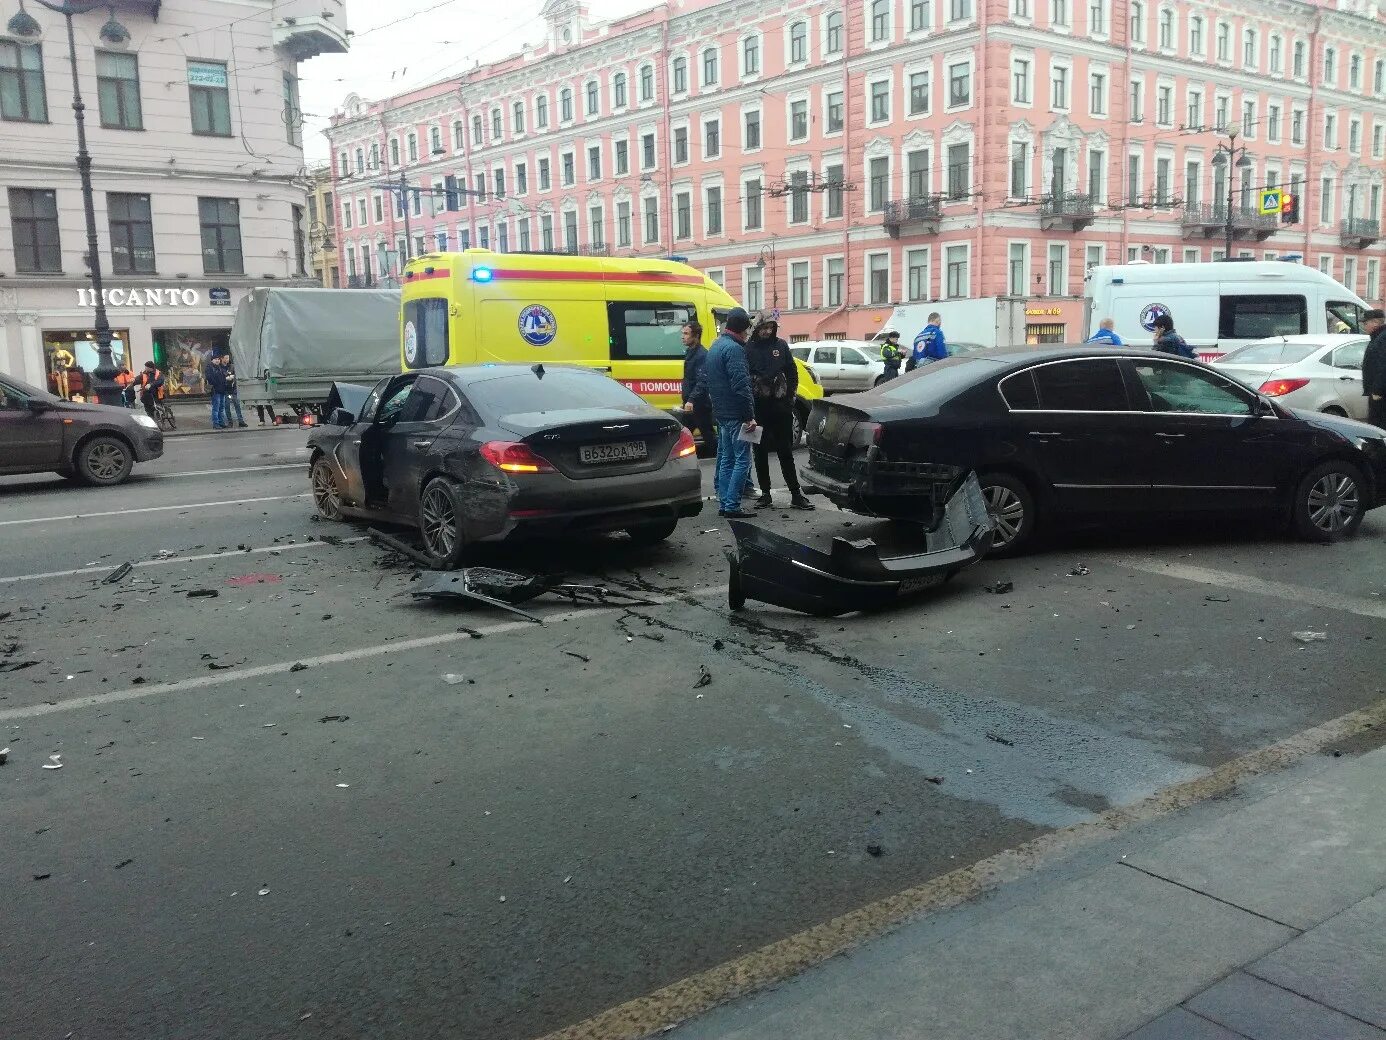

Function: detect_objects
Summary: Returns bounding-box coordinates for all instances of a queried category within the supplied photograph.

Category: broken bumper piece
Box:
[725,472,994,617]
[410,567,656,622]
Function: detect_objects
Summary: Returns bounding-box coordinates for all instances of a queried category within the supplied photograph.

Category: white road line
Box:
[0,585,727,724]
[153,462,307,479]
[0,493,309,528]
[0,536,369,585]
[1115,557,1386,621]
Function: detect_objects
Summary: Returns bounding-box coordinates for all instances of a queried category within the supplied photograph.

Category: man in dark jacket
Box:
[204,354,230,429]
[703,308,759,518]
[680,320,714,448]
[1362,308,1386,429]
[1151,313,1196,359]
[747,318,813,510]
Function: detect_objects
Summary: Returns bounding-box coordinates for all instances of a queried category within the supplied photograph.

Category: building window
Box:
[905,149,929,199]
[945,245,968,298]
[1293,41,1306,77]
[97,52,142,130]
[905,248,929,300]
[1324,47,1337,83]
[588,145,601,180]
[408,133,418,162]
[1188,14,1202,53]
[871,79,890,122]
[1292,108,1305,145]
[742,34,760,75]
[1350,118,1362,154]
[1374,124,1384,159]
[614,140,628,175]
[1185,159,1201,206]
[188,61,231,136]
[198,197,243,274]
[452,120,465,149]
[1130,80,1144,122]
[706,186,723,235]
[1010,142,1029,197]
[583,80,598,116]
[1243,29,1257,68]
[745,266,763,310]
[560,88,573,121]
[826,12,844,53]
[1158,7,1173,49]
[868,252,889,304]
[675,191,691,239]
[589,205,604,249]
[745,177,763,229]
[947,142,970,198]
[911,0,931,31]
[869,156,890,211]
[511,102,524,135]
[561,212,576,252]
[673,126,688,163]
[1051,64,1069,109]
[1008,243,1027,295]
[1269,36,1282,74]
[1130,1,1145,44]
[0,41,47,123]
[562,151,575,185]
[950,0,973,19]
[1127,154,1141,206]
[1216,22,1230,61]
[790,171,809,222]
[704,118,720,158]
[1157,85,1172,126]
[1090,71,1107,115]
[472,115,483,144]
[8,187,60,272]
[870,0,890,42]
[789,22,808,64]
[1325,112,1337,149]
[1088,0,1106,33]
[640,64,655,101]
[827,257,845,306]
[1052,0,1069,26]
[1013,59,1030,104]
[1155,156,1171,204]
[673,57,688,94]
[644,196,659,243]
[791,261,810,308]
[1268,105,1281,142]
[1376,59,1385,95]
[790,99,809,140]
[1242,99,1255,138]
[948,62,971,107]
[642,132,656,169]
[538,157,551,190]
[745,108,762,148]
[616,202,631,247]
[827,91,845,131]
[535,96,549,130]
[702,47,718,86]
[614,72,627,108]
[827,163,845,217]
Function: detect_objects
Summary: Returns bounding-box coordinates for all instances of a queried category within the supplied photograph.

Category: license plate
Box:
[897,575,945,595]
[579,440,647,464]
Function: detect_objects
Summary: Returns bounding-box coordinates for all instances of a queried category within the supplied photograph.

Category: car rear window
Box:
[1220,342,1319,365]
[467,370,644,417]
[868,357,999,405]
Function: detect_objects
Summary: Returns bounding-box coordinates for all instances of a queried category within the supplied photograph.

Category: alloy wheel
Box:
[420,485,458,559]
[984,484,1026,548]
[311,461,342,519]
[87,442,126,482]
[1306,472,1360,534]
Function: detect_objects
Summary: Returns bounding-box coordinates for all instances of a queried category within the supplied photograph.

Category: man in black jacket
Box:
[680,320,714,447]
[1363,308,1386,430]
[746,318,814,510]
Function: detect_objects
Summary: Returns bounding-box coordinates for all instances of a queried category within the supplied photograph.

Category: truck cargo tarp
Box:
[230,288,401,406]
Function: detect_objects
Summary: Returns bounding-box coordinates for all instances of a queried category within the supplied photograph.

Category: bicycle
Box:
[154,399,176,431]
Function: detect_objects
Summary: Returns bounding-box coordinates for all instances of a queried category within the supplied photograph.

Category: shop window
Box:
[44,330,130,401]
[152,329,231,395]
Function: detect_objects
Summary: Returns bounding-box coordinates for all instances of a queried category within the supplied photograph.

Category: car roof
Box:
[1243,334,1367,347]
[966,345,1172,366]
[426,363,614,386]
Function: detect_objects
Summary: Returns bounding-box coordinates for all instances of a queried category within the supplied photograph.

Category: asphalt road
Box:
[2,430,1385,1040]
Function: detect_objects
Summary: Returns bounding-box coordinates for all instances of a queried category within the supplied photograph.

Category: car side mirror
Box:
[1252,397,1276,418]
[26,399,50,414]
[327,408,356,426]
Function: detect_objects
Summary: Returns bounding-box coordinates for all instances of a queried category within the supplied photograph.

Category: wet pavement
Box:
[2,433,1384,1040]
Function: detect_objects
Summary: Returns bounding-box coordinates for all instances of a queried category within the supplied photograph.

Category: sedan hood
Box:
[1288,408,1386,442]
[323,381,374,417]
[51,399,143,422]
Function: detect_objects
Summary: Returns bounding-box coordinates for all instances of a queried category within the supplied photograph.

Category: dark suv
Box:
[0,374,164,485]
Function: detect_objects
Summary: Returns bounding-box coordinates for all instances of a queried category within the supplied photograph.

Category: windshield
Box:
[868,357,1000,404]
[1220,342,1321,365]
[468,369,646,418]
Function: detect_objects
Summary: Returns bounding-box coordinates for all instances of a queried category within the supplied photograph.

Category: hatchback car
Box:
[0,374,164,485]
[802,348,1386,556]
[1213,335,1369,420]
[307,364,703,567]
[791,342,886,392]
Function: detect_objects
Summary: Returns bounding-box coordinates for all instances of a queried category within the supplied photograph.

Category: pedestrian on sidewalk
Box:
[204,353,230,429]
[681,320,715,449]
[703,308,759,519]
[134,361,164,421]
[221,354,249,428]
[747,318,814,511]
[1362,308,1386,429]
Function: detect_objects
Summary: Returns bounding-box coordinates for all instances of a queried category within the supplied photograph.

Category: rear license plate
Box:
[897,575,945,595]
[579,441,648,464]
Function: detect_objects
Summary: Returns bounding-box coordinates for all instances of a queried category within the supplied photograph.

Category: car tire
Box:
[625,518,678,546]
[1291,460,1366,543]
[873,375,888,388]
[978,471,1036,558]
[74,435,134,486]
[310,457,345,521]
[418,476,468,569]
[725,549,746,611]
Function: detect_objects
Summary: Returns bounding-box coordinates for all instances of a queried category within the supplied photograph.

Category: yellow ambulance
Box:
[398,249,822,441]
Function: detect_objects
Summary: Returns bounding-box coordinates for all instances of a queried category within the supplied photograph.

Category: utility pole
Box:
[1212,127,1253,258]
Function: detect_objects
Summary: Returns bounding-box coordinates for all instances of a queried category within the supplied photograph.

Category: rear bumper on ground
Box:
[801,448,965,521]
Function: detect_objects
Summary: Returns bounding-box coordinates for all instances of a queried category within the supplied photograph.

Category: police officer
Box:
[880,331,904,381]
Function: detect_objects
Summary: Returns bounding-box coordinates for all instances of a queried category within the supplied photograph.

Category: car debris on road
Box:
[410,567,656,621]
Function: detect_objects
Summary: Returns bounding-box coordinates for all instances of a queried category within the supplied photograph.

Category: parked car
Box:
[802,348,1386,556]
[1212,335,1369,421]
[307,364,704,567]
[0,374,164,485]
[790,341,886,392]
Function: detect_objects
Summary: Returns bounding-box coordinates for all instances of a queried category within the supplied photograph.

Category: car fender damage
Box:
[725,472,995,617]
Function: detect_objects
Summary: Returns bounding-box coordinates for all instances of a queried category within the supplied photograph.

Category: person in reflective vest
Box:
[880,331,904,380]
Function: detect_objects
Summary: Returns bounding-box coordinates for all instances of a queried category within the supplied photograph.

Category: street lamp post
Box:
[1210,126,1255,259]
[756,243,778,312]
[7,0,131,405]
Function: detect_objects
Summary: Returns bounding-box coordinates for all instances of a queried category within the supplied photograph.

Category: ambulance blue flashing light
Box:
[472,266,494,283]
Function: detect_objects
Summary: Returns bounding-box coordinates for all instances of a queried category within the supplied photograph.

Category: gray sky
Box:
[299,0,649,163]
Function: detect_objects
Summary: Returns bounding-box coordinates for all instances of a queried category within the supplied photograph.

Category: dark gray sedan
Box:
[0,374,163,485]
[307,364,704,567]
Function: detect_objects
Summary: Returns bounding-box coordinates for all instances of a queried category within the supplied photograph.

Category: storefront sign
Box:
[76,288,202,307]
[1024,307,1062,316]
[209,287,232,306]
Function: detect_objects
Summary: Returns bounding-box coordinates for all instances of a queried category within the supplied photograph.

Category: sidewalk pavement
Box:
[674,745,1386,1040]
[160,401,293,437]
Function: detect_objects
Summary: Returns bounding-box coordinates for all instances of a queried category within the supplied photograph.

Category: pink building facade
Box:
[326,0,1386,343]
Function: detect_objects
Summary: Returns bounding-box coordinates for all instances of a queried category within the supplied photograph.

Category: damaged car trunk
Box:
[726,472,994,617]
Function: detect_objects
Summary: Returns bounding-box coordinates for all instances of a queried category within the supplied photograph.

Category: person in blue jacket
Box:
[1151,313,1196,359]
[1087,318,1124,345]
[907,312,948,371]
[702,308,759,518]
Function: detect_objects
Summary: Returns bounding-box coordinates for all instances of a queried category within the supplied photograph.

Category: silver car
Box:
[1212,334,1369,420]
[791,342,886,392]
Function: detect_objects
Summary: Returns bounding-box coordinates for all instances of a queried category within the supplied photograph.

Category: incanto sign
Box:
[76,287,203,307]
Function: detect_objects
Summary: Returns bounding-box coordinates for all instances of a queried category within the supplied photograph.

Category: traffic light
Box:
[1281,193,1299,224]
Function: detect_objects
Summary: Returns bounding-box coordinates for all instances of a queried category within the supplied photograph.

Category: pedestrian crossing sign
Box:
[1259,189,1283,216]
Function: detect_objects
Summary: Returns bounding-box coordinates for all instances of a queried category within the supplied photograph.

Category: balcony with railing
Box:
[345,275,377,289]
[1040,193,1096,232]
[1181,203,1278,240]
[1340,217,1382,249]
[882,195,943,238]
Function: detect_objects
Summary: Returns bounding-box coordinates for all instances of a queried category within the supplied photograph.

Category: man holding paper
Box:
[703,308,760,519]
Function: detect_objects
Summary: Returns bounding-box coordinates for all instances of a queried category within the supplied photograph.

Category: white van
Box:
[1085,260,1368,361]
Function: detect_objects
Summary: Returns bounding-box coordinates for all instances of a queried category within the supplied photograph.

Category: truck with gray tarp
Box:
[229,287,401,419]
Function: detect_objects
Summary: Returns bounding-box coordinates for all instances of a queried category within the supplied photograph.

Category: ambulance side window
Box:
[609,302,696,359]
[403,298,450,368]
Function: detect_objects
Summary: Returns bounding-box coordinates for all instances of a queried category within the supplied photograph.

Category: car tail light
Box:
[481,441,556,473]
[670,428,698,459]
[1257,378,1310,397]
[847,421,884,449]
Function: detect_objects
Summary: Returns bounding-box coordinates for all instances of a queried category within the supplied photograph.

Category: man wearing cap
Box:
[703,308,759,518]
[746,317,814,511]
[1363,308,1386,429]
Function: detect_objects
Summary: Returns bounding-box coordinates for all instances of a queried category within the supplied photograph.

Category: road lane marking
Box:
[1113,557,1386,621]
[532,695,1386,1040]
[0,536,369,585]
[0,494,309,528]
[152,462,308,479]
[0,584,728,724]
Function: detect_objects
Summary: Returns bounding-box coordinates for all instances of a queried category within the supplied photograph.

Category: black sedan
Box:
[802,348,1386,556]
[307,364,703,567]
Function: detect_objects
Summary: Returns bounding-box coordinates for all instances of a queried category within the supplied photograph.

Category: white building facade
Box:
[0,0,348,399]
